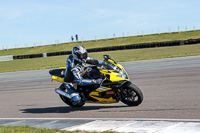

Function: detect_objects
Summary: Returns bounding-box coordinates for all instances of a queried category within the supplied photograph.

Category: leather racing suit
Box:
[64,55,102,103]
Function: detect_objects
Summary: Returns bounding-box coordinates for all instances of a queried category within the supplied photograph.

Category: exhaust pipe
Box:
[55,88,71,99]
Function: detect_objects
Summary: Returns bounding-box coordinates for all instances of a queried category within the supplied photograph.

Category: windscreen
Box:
[103,61,118,71]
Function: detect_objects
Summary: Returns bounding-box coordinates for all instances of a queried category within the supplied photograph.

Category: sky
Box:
[0,0,200,49]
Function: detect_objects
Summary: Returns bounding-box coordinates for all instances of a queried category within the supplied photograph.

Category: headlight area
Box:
[117,70,129,79]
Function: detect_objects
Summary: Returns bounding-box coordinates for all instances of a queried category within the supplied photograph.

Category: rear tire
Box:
[59,95,85,108]
[59,83,85,108]
[120,83,143,106]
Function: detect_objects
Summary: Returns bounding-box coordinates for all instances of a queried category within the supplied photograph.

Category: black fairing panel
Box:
[49,69,65,77]
[102,80,131,88]
[83,65,102,79]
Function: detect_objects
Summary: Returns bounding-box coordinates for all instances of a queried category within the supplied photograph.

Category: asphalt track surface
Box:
[0,56,200,119]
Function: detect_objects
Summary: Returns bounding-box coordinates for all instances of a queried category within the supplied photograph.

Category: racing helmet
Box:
[72,45,88,61]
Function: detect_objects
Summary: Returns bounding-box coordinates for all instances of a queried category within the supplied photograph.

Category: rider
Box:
[64,45,102,104]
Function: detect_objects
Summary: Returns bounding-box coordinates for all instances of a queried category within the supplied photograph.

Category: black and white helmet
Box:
[72,45,88,61]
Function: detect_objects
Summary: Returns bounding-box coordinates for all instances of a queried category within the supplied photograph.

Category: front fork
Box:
[116,81,131,101]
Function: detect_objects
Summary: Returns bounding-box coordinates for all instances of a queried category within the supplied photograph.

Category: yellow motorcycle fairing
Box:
[99,59,129,82]
[86,86,117,103]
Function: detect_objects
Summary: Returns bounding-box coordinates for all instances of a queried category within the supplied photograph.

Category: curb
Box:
[0,118,200,133]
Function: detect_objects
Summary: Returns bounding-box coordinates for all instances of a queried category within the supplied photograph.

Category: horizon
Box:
[0,29,199,51]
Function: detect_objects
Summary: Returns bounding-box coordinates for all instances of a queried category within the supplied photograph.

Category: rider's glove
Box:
[92,79,102,85]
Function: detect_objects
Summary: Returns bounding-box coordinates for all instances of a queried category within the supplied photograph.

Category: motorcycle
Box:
[49,55,143,107]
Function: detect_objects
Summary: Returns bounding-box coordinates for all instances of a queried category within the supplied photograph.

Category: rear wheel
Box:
[59,84,85,108]
[59,95,85,107]
[120,83,143,106]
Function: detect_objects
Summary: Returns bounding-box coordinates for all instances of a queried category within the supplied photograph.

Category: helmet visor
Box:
[79,53,88,60]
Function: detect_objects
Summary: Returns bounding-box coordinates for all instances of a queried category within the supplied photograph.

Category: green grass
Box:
[0,125,66,133]
[1,43,200,73]
[1,30,200,56]
[0,125,116,133]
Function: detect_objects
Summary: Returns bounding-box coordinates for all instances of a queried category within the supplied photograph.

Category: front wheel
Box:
[120,83,143,106]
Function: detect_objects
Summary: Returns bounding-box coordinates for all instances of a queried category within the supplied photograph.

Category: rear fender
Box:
[49,69,65,77]
[52,75,64,83]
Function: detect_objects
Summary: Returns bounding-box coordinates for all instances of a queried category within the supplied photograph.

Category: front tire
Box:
[120,83,143,106]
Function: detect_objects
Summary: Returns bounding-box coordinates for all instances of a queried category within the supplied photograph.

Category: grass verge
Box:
[0,125,66,133]
[1,44,200,73]
[1,30,200,56]
[0,125,117,133]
